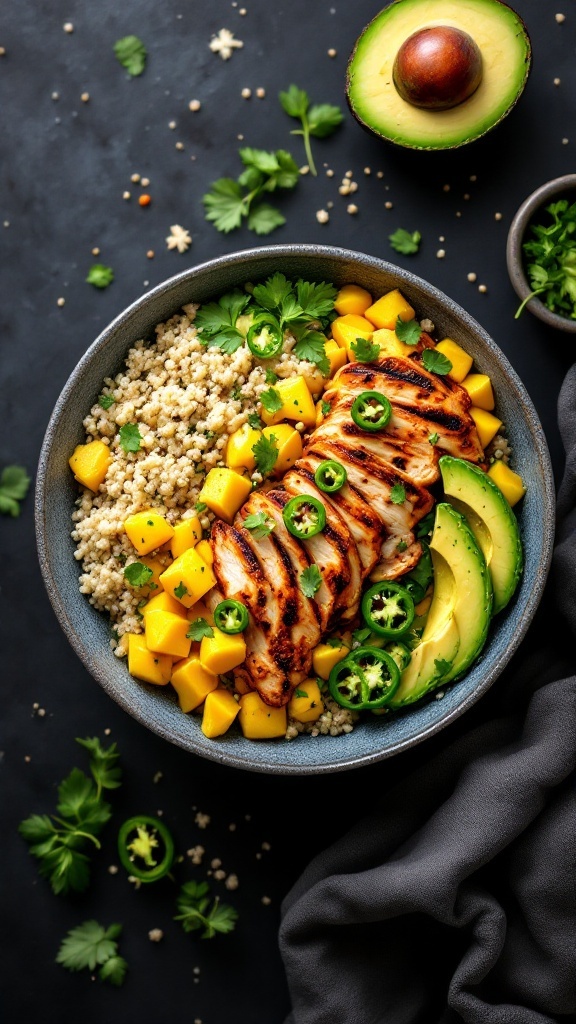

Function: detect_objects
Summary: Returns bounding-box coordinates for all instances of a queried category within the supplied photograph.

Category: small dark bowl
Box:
[36,245,554,774]
[506,173,576,332]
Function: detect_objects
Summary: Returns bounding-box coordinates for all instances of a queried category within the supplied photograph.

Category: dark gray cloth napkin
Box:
[280,367,576,1024]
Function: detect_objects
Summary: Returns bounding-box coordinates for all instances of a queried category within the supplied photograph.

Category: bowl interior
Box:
[36,245,554,773]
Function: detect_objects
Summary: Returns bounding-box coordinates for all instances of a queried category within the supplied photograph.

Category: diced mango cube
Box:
[226,423,262,472]
[488,462,526,507]
[201,688,241,738]
[312,641,350,680]
[124,510,175,556]
[145,608,192,659]
[334,284,373,317]
[261,376,316,428]
[195,540,213,567]
[198,468,252,523]
[325,339,348,376]
[371,328,415,359]
[262,424,303,476]
[171,655,219,713]
[364,289,415,330]
[470,407,503,450]
[461,373,495,411]
[200,626,246,676]
[288,678,324,723]
[136,555,168,596]
[127,633,172,686]
[69,439,111,491]
[142,589,184,620]
[170,516,202,558]
[331,316,373,352]
[435,339,473,383]
[238,691,287,739]
[159,547,216,608]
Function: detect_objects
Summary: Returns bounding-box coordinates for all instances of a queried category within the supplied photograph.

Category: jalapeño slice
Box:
[117,815,175,883]
[328,646,400,710]
[282,494,326,539]
[246,318,283,359]
[350,390,392,432]
[361,581,415,638]
[314,460,347,493]
[213,599,249,634]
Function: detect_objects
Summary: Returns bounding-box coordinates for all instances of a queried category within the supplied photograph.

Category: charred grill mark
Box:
[232,524,266,577]
[392,456,407,470]
[270,534,298,627]
[303,449,384,532]
[321,440,421,498]
[399,404,467,432]
[337,363,378,386]
[378,360,435,391]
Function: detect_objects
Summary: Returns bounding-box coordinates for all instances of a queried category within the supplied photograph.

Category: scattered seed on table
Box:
[141,177,150,187]
[241,87,252,99]
[24,755,31,763]
[443,184,451,192]
[195,812,211,829]
[211,858,222,869]
[376,170,384,179]
[189,99,201,111]
[262,841,271,851]
[456,211,462,217]
[123,191,131,200]
[0,47,6,56]
[347,203,358,215]
[300,165,310,175]
[478,284,488,293]
[261,896,272,905]
[316,209,329,224]
[57,297,65,307]
[108,864,119,874]
[92,247,100,256]
[131,173,141,183]
[326,201,334,210]
[146,249,155,259]
[327,48,337,57]
[81,92,89,102]
[562,137,569,145]
[176,141,184,150]
[214,869,226,880]
[467,272,477,282]
[495,212,503,221]
[169,120,177,129]
[555,13,565,23]
[3,220,9,227]
[63,22,74,33]
[256,87,266,98]
[326,168,334,177]
[469,174,478,182]
[385,201,393,209]
[139,194,152,207]
[229,823,236,831]
[436,249,445,259]
[463,193,470,200]
[148,929,164,942]
[554,77,561,86]
[364,167,371,175]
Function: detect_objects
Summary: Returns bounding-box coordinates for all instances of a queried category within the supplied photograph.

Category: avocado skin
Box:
[346,0,532,151]
[439,456,523,614]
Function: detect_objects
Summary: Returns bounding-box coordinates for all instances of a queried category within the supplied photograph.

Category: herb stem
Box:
[301,114,317,176]
[514,288,546,319]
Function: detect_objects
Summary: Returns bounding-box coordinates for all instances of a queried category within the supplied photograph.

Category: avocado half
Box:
[346,0,532,150]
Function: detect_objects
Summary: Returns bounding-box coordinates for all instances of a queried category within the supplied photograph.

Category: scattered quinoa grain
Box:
[239,6,247,13]
[146,249,155,259]
[188,845,205,865]
[261,841,271,851]
[554,77,561,86]
[211,858,222,869]
[195,812,210,829]
[92,247,100,256]
[141,177,150,187]
[456,211,462,217]
[436,249,445,259]
[443,184,451,192]
[300,165,310,175]
[385,201,393,210]
[555,13,565,23]
[139,194,152,207]
[229,823,236,831]
[347,203,358,215]
[376,170,384,179]
[469,174,477,182]
[213,869,226,881]
[478,284,488,293]
[0,47,6,56]
[123,191,131,200]
[256,87,266,98]
[562,137,569,145]
[189,99,201,111]
[225,873,239,890]
[327,48,337,57]
[326,168,334,177]
[63,22,74,33]
[57,297,65,307]
[131,173,141,183]
[108,864,119,875]
[241,87,252,99]
[316,209,329,224]
[261,896,272,905]
[467,272,477,282]
[148,928,164,942]
[364,167,371,175]
[463,193,470,200]
[81,92,89,102]
[24,755,31,763]
[51,91,59,100]
[494,212,503,221]
[168,120,177,129]
[175,141,184,150]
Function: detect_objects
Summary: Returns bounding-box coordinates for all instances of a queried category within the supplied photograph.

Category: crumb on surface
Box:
[209,28,244,59]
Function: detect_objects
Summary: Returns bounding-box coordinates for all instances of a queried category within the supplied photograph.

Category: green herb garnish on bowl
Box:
[515,199,576,320]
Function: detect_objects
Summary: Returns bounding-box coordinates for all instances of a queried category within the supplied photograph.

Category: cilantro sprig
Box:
[422,349,452,375]
[243,511,276,538]
[119,423,142,453]
[123,561,154,588]
[389,482,407,505]
[389,228,421,255]
[195,290,251,354]
[203,148,299,235]
[175,880,238,939]
[114,35,147,76]
[86,264,114,289]
[516,198,576,319]
[395,317,422,346]
[252,273,336,374]
[0,465,30,517]
[279,84,343,176]
[252,433,279,477]
[350,336,380,362]
[18,737,121,894]
[187,618,214,641]
[56,920,128,986]
[299,564,322,597]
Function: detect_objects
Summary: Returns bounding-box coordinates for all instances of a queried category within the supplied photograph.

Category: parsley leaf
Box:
[119,423,142,453]
[253,273,293,312]
[203,149,298,236]
[248,203,286,235]
[350,336,380,362]
[203,178,245,233]
[389,228,421,255]
[175,880,238,939]
[174,581,188,599]
[86,264,114,289]
[98,394,115,410]
[428,432,440,445]
[516,198,576,319]
[292,325,330,376]
[114,35,147,76]
[279,84,343,175]
[389,483,407,504]
[295,279,338,319]
[195,289,250,354]
[187,618,215,641]
[247,413,262,429]
[0,465,30,517]
[422,349,452,375]
[56,920,128,985]
[243,511,276,539]
[294,689,308,699]
[252,433,278,477]
[75,736,122,793]
[395,317,422,346]
[123,562,154,588]
[260,387,283,414]
[299,564,322,597]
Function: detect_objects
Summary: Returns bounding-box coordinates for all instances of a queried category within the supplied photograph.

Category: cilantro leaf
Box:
[252,433,278,477]
[114,35,147,76]
[516,198,576,319]
[307,103,344,138]
[253,273,293,312]
[407,542,433,590]
[397,540,408,552]
[243,511,276,539]
[187,618,214,641]
[389,228,421,255]
[175,880,238,939]
[395,317,422,346]
[428,432,440,445]
[174,581,188,599]
[119,423,142,453]
[260,387,283,414]
[99,955,128,986]
[350,336,380,362]
[295,279,337,318]
[239,147,282,175]
[279,84,342,175]
[0,465,30,517]
[203,178,245,234]
[195,289,250,342]
[75,736,122,793]
[299,564,322,597]
[247,203,286,236]
[247,413,262,429]
[422,349,452,375]
[292,326,330,376]
[98,394,115,410]
[195,501,208,513]
[86,264,114,289]
[279,84,309,119]
[325,637,346,649]
[265,368,278,385]
[57,921,127,984]
[123,561,154,588]
[204,150,298,236]
[321,400,331,416]
[416,511,435,538]
[294,689,308,698]
[389,483,407,504]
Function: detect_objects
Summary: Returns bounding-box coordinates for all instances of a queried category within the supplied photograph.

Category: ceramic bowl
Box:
[36,244,554,774]
[506,173,576,332]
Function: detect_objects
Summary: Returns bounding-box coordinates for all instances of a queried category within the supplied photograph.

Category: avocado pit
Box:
[393,26,483,111]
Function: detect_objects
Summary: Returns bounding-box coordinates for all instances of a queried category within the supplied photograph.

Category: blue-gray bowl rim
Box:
[35,243,555,774]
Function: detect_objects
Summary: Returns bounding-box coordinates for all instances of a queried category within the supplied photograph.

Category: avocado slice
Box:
[439,456,523,614]
[346,0,531,150]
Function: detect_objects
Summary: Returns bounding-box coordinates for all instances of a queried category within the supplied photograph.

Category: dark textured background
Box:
[1,2,573,1022]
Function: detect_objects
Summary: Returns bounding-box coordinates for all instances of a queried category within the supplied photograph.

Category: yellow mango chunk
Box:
[435,339,473,383]
[262,423,303,476]
[261,376,316,428]
[488,461,526,507]
[170,516,202,558]
[69,439,111,491]
[312,641,350,680]
[171,655,219,713]
[364,289,415,330]
[145,608,192,659]
[124,510,175,556]
[288,678,324,723]
[331,317,373,352]
[334,284,373,317]
[127,633,172,686]
[238,691,287,739]
[226,423,262,471]
[470,407,503,449]
[142,589,184,620]
[198,467,252,523]
[195,539,213,567]
[159,547,216,609]
[201,688,241,738]
[325,339,348,376]
[138,554,169,595]
[200,626,246,675]
[371,328,415,359]
[461,373,495,411]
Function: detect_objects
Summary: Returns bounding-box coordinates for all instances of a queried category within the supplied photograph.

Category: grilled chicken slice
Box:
[238,490,321,667]
[210,520,295,706]
[295,450,384,574]
[370,536,423,582]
